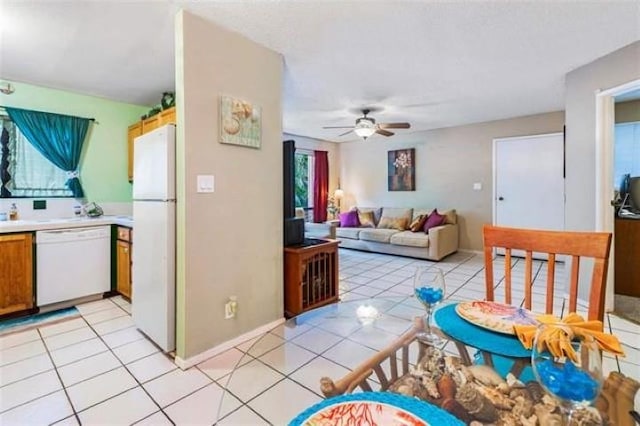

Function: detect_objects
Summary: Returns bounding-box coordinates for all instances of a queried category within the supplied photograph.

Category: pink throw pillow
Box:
[339,210,360,228]
[423,209,446,233]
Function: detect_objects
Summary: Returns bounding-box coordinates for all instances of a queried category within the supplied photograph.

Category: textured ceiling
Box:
[1,1,639,142]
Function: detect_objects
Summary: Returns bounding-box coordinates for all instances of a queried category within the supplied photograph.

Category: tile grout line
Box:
[75,308,178,424]
[4,252,639,424]
[4,303,173,423]
[36,327,82,425]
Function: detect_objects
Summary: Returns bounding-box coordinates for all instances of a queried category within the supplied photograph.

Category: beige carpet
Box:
[613,294,640,325]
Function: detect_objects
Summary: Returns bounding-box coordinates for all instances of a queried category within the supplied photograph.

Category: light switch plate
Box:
[197,175,215,193]
[473,182,482,191]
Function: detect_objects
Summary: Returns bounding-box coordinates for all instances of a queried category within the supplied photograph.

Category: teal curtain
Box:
[5,107,90,197]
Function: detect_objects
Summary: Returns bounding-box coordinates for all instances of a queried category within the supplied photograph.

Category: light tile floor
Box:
[0,250,638,425]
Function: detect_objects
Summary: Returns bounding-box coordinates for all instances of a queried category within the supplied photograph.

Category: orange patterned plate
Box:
[289,392,464,426]
[455,301,539,335]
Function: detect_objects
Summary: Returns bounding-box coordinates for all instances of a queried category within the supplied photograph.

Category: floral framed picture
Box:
[388,148,415,191]
[219,95,261,149]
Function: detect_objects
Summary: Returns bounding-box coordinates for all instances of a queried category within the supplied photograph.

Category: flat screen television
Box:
[628,176,640,212]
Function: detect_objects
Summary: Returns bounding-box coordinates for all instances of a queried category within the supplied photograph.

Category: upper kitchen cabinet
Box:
[0,233,34,316]
[128,106,176,181]
[127,122,143,181]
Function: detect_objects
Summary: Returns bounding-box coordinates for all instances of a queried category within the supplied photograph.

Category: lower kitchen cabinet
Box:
[116,227,132,299]
[0,233,34,316]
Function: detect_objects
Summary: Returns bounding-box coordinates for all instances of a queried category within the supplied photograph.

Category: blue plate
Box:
[289,392,464,425]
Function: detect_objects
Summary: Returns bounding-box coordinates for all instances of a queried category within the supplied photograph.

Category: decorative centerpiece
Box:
[387,347,609,425]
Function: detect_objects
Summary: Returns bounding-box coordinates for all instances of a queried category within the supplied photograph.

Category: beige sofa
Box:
[295,208,338,239]
[335,207,459,261]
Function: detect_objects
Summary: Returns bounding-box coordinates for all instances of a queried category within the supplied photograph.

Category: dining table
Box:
[214,295,638,425]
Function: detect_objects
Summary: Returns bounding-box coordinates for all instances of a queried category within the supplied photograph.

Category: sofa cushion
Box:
[377,216,409,231]
[336,227,362,240]
[356,207,383,226]
[409,214,428,232]
[390,231,430,248]
[339,211,360,227]
[359,228,400,243]
[413,208,457,225]
[358,210,376,228]
[440,209,457,225]
[424,209,446,232]
[380,207,413,222]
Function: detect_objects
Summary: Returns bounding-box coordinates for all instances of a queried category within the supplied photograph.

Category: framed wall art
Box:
[388,148,415,191]
[219,95,261,149]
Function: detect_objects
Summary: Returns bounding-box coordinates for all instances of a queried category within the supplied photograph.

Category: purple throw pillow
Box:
[423,209,446,233]
[339,210,360,228]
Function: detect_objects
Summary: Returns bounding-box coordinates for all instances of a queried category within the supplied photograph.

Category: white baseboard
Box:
[174,317,285,370]
[457,249,483,256]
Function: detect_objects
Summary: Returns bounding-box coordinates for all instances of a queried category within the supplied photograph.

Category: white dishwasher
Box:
[36,226,111,306]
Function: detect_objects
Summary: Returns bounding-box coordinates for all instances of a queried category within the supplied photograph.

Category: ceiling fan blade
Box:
[322,126,354,129]
[338,129,353,137]
[376,129,394,137]
[378,123,411,129]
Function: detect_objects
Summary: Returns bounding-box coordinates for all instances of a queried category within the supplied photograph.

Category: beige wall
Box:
[339,111,564,251]
[565,41,639,234]
[175,11,283,359]
[565,41,639,301]
[283,133,341,200]
[615,100,640,123]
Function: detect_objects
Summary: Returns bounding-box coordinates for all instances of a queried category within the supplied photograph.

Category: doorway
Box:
[493,133,565,235]
[595,78,640,314]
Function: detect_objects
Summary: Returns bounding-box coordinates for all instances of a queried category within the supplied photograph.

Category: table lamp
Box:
[334,186,344,212]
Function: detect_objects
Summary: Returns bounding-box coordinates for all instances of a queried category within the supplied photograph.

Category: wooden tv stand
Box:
[615,217,640,297]
[284,239,339,318]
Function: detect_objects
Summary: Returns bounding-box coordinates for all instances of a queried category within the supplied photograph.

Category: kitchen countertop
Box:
[0,216,134,234]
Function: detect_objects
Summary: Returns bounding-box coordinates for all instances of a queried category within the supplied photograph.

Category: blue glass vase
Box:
[413,267,446,345]
[531,324,604,424]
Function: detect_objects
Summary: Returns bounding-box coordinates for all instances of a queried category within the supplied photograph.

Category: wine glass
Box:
[531,323,604,424]
[413,267,446,345]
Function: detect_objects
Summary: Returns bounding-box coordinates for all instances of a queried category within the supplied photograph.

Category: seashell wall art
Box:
[219,95,261,149]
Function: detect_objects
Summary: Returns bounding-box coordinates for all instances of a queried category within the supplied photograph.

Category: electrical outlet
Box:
[224,296,238,319]
[33,200,47,210]
[224,302,234,319]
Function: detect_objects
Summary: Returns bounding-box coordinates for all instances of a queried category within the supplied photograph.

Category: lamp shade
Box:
[334,188,344,199]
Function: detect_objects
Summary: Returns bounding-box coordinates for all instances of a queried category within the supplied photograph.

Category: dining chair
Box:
[483,224,612,321]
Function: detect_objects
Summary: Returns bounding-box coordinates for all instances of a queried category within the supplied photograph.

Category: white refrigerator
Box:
[132,124,176,352]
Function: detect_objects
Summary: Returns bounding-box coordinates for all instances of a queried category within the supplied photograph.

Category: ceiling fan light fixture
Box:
[354,117,376,138]
[354,127,376,138]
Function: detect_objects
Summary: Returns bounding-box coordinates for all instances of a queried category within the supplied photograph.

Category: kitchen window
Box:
[0,116,72,197]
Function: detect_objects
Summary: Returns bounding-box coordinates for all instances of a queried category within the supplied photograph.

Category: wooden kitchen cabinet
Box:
[0,233,34,316]
[141,115,160,134]
[127,122,142,182]
[116,227,132,299]
[128,106,176,181]
[158,107,176,125]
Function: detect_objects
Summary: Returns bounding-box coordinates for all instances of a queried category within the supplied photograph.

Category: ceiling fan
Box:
[323,109,411,139]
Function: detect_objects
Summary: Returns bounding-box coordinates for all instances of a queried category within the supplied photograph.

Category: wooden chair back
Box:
[483,225,612,321]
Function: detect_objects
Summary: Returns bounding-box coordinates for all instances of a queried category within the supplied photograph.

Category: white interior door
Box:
[493,133,565,257]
